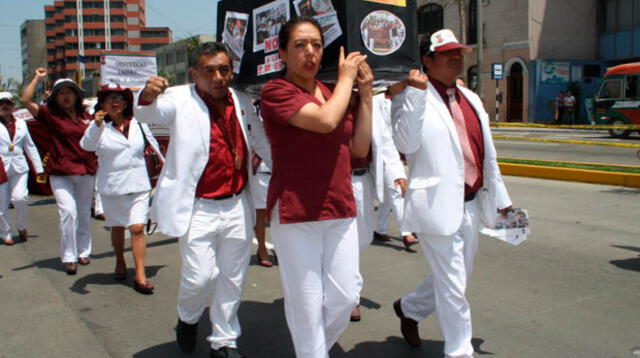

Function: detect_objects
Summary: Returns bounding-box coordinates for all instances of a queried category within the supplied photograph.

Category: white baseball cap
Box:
[429,29,471,54]
[0,92,15,103]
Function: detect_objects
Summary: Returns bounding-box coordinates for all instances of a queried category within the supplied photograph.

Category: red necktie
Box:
[446,88,479,187]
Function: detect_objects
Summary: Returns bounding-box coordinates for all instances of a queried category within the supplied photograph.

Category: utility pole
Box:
[476,0,483,100]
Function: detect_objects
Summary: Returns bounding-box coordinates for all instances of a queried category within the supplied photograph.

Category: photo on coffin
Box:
[360,10,406,56]
[293,0,336,17]
[314,11,342,47]
[222,11,249,73]
[253,0,290,53]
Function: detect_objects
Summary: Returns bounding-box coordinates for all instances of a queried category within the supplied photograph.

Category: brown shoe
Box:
[350,305,361,322]
[134,280,154,295]
[65,262,77,275]
[18,229,28,242]
[393,299,421,347]
[78,257,91,265]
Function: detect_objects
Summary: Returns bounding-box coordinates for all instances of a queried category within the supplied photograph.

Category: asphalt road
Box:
[1,176,639,358]
[492,127,640,166]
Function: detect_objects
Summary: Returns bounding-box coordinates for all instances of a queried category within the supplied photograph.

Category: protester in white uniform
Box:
[21,69,98,275]
[370,85,418,248]
[260,17,372,358]
[134,42,270,358]
[0,92,43,245]
[350,90,408,322]
[80,83,162,294]
[390,30,512,358]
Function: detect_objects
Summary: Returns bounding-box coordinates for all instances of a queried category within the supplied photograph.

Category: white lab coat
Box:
[0,117,43,174]
[392,84,511,236]
[133,85,271,238]
[80,117,162,196]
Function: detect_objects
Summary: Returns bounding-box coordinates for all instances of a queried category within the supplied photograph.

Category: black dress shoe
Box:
[211,346,245,358]
[393,299,421,347]
[176,319,198,353]
[373,231,392,242]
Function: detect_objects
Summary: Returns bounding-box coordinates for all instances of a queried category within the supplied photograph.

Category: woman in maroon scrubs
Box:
[21,68,97,275]
[260,17,373,357]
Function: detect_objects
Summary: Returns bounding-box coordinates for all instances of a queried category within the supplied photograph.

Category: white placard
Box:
[100,52,157,90]
[253,0,290,53]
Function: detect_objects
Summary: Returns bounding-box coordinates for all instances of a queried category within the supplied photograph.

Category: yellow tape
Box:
[490,122,640,130]
[493,135,640,148]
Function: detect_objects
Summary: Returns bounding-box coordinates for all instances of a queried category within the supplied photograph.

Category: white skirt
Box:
[102,191,150,228]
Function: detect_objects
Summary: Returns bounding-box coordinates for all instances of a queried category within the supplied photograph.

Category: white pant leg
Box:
[207,193,252,350]
[176,194,251,349]
[271,207,359,358]
[374,188,393,235]
[74,175,94,259]
[352,173,375,253]
[8,171,29,231]
[321,217,359,350]
[50,176,80,262]
[0,182,11,239]
[375,182,411,236]
[94,192,104,216]
[401,198,480,358]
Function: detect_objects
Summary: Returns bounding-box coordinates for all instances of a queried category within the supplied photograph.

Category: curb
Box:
[499,163,640,188]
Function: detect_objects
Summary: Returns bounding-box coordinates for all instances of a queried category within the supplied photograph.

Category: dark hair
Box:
[48,83,85,115]
[189,42,232,68]
[278,17,324,51]
[94,90,134,121]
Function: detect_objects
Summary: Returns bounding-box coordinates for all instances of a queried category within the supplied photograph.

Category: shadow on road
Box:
[70,264,166,294]
[331,337,492,357]
[610,245,640,272]
[12,237,178,273]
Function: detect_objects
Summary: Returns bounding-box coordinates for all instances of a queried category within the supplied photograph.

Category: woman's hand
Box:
[94,110,106,127]
[34,67,47,82]
[356,60,374,96]
[338,46,367,83]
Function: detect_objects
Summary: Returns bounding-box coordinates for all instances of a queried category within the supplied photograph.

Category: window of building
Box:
[617,0,633,31]
[110,1,126,9]
[111,42,126,49]
[467,65,478,92]
[468,0,477,45]
[417,3,443,39]
[597,78,623,99]
[110,15,125,23]
[83,14,104,23]
[141,43,162,51]
[63,2,75,9]
[111,28,126,36]
[584,64,601,78]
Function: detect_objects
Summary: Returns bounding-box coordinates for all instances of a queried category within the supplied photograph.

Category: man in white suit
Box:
[350,89,408,321]
[134,42,270,358]
[390,30,512,358]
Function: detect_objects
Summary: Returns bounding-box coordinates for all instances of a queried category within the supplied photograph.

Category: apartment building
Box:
[21,20,47,86]
[44,0,171,81]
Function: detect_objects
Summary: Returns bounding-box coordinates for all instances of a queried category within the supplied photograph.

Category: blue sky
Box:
[0,0,218,83]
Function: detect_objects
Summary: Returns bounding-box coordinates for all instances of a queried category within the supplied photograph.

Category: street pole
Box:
[476,0,483,100]
[495,79,499,121]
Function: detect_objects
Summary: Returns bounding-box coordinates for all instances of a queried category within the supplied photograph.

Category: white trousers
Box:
[400,198,480,358]
[50,175,94,263]
[352,173,375,253]
[271,206,359,358]
[177,192,252,350]
[0,169,29,239]
[375,181,410,236]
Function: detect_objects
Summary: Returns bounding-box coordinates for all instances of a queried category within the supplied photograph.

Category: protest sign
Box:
[100,51,157,90]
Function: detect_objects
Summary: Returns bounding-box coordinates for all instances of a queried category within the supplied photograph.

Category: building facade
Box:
[44,0,171,81]
[21,20,47,86]
[155,34,216,85]
[415,0,625,123]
